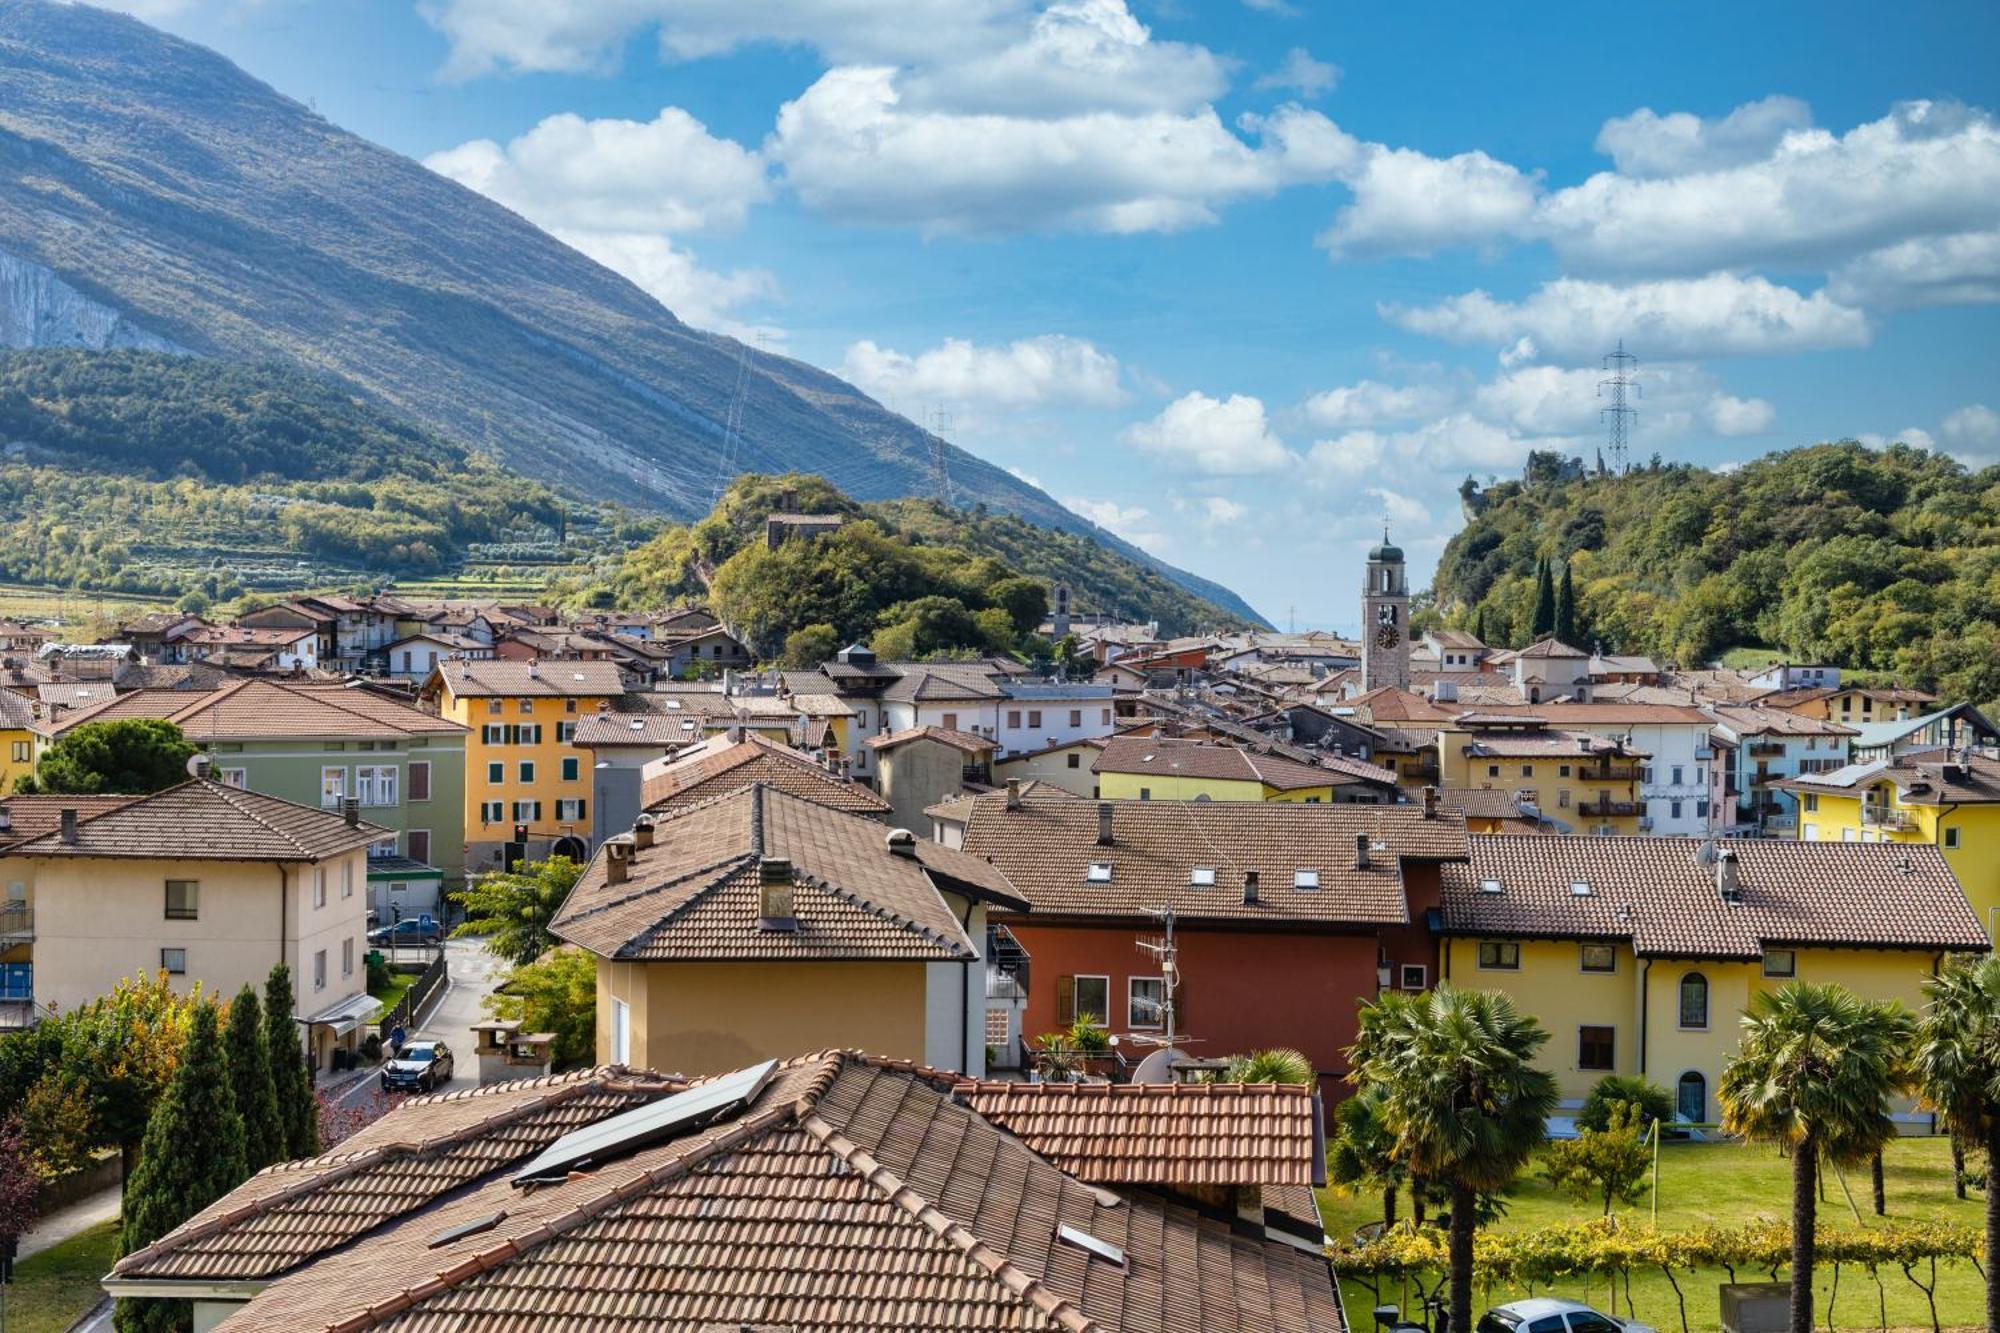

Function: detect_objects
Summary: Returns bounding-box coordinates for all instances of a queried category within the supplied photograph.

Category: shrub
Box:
[1577,1074,1673,1132]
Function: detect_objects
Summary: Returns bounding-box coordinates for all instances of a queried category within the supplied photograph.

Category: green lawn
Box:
[369,969,419,1022]
[3,1218,120,1333]
[1322,1137,1988,1332]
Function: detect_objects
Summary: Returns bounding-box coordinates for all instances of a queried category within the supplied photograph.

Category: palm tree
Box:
[1912,954,2000,1333]
[1350,986,1557,1333]
[1329,1081,1405,1229]
[1719,984,1907,1333]
[1224,1048,1314,1085]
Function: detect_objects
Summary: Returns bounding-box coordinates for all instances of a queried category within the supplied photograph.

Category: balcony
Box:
[1748,742,1787,758]
[1577,799,1642,818]
[1580,766,1641,783]
[1402,762,1441,783]
[0,904,28,942]
[1861,806,1915,831]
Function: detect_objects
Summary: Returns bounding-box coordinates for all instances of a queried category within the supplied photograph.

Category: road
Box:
[333,936,507,1115]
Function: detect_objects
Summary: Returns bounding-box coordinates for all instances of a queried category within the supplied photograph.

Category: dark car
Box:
[367,914,441,947]
[380,1039,454,1093]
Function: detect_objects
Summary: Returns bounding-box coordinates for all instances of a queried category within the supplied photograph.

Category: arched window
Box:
[1678,972,1709,1029]
[1676,1071,1705,1125]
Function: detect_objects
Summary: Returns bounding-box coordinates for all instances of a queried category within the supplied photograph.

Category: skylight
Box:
[1189,866,1217,887]
[1056,1223,1127,1268]
[510,1060,777,1187]
[1479,877,1503,894]
[428,1210,506,1249]
[1571,880,1593,896]
[1293,869,1319,889]
[1086,862,1113,883]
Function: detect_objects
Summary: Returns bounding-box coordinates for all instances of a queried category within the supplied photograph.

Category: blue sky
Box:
[101,0,2000,629]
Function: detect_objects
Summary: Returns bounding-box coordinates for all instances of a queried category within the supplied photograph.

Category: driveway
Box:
[333,936,508,1113]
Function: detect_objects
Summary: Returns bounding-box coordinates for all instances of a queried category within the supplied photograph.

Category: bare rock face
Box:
[0,249,182,352]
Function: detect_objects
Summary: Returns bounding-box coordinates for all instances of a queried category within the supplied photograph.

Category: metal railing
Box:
[376,950,449,1041]
[1861,806,1915,830]
[0,905,29,940]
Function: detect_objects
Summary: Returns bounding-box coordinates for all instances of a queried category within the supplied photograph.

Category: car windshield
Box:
[1477,1315,1523,1333]
[402,1048,435,1063]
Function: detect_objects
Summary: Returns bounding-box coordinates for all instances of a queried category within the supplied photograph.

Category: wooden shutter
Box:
[408,761,430,801]
[1056,975,1076,1025]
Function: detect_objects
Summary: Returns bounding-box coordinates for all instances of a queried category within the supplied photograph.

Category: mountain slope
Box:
[0,0,1265,626]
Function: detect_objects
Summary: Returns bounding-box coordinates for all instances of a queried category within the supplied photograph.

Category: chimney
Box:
[1355,833,1371,871]
[1717,848,1741,903]
[1005,778,1022,811]
[886,828,919,858]
[758,856,796,929]
[342,796,359,828]
[1242,869,1260,905]
[60,807,78,845]
[191,753,212,781]
[632,814,656,850]
[1096,802,1113,846]
[604,837,633,886]
[1422,785,1438,820]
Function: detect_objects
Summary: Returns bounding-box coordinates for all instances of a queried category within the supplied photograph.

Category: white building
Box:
[994,683,1115,757]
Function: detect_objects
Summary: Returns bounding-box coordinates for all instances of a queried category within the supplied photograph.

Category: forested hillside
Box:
[556,473,1252,654]
[1432,443,2000,702]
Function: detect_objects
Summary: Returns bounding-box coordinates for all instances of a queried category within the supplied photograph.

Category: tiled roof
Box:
[955,1080,1326,1187]
[1425,629,1486,650]
[33,682,110,711]
[1092,736,1364,790]
[1463,702,1713,726]
[190,1053,1343,1333]
[1516,638,1587,659]
[0,689,36,729]
[786,691,857,717]
[641,734,890,816]
[879,663,1006,703]
[45,679,465,740]
[1778,752,2000,806]
[3,779,387,862]
[1709,705,1858,737]
[431,659,624,699]
[1440,834,1989,958]
[1346,686,1458,723]
[567,712,692,748]
[959,786,1467,925]
[556,785,1025,962]
[1431,788,1533,823]
[0,795,137,847]
[866,724,999,754]
[1454,728,1645,758]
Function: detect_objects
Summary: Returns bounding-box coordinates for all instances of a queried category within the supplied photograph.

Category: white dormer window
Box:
[1189,866,1217,887]
[1086,862,1113,883]
[1293,869,1320,889]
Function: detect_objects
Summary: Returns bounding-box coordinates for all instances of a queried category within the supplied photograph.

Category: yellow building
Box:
[550,785,1028,1078]
[421,658,623,871]
[1092,734,1395,804]
[0,690,42,794]
[1438,834,1987,1120]
[1435,716,1647,835]
[1781,752,2000,936]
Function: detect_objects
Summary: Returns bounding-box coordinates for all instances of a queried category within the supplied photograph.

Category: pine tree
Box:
[263,964,319,1159]
[1555,560,1577,646]
[1530,557,1556,639]
[224,986,284,1172]
[116,1002,247,1333]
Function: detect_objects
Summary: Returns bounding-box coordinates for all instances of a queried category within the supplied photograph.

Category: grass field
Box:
[0,583,174,634]
[1321,1137,1988,1332]
[3,1218,119,1333]
[368,968,418,1021]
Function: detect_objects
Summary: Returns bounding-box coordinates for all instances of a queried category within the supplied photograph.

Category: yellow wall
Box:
[439,685,615,843]
[1438,737,1645,834]
[1445,937,1642,1099]
[995,746,1100,797]
[0,727,38,794]
[1094,771,1337,803]
[1799,787,2000,937]
[598,958,928,1076]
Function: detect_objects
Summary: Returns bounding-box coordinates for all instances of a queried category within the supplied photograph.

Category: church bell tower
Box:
[1361,529,1410,691]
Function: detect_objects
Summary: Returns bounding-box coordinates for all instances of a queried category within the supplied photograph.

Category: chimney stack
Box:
[1423,785,1440,820]
[605,837,632,886]
[1005,778,1022,811]
[1096,802,1114,846]
[343,797,359,828]
[758,856,796,929]
[1717,848,1741,902]
[632,815,656,850]
[886,828,918,859]
[191,754,212,781]
[1355,833,1371,871]
[59,807,78,845]
[1242,869,1260,905]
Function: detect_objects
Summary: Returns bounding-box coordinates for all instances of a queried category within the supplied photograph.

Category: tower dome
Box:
[1368,527,1403,562]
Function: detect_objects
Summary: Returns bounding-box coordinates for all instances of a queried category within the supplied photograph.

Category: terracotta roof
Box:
[431,659,623,699]
[959,785,1467,925]
[1426,629,1486,650]
[1459,702,1713,726]
[1346,686,1459,724]
[34,682,111,711]
[641,734,890,816]
[1709,705,1859,737]
[181,1053,1342,1333]
[786,691,857,717]
[556,785,1026,962]
[1453,728,1646,758]
[1779,752,2000,807]
[955,1080,1326,1187]
[567,712,691,748]
[0,689,36,729]
[2,779,387,862]
[1431,788,1534,823]
[1516,638,1587,659]
[879,663,1006,703]
[45,679,466,740]
[1092,736,1362,791]
[866,724,998,754]
[1440,834,1989,958]
[0,795,138,847]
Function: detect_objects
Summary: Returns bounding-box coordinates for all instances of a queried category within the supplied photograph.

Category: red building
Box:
[949,785,1469,1084]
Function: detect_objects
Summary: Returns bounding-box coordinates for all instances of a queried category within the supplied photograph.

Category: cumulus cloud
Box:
[1306,414,1582,486]
[1593,95,1813,178]
[1828,228,2000,308]
[838,334,1128,409]
[1318,144,1540,257]
[551,231,780,339]
[1200,496,1250,527]
[425,108,768,234]
[1384,273,1871,360]
[1703,393,1775,436]
[1122,392,1296,474]
[1254,48,1340,99]
[1941,404,2000,463]
[1063,495,1166,551]
[1300,378,1456,430]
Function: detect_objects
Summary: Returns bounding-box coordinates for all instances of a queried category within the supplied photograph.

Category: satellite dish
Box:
[186,752,213,779]
[1130,1046,1188,1085]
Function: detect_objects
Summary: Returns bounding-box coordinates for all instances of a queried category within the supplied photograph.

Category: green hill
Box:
[1431,442,2000,703]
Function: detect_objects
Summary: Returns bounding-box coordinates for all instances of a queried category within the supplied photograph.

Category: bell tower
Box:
[1361,528,1410,691]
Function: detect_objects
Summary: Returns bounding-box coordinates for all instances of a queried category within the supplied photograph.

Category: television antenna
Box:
[1130,905,1186,1053]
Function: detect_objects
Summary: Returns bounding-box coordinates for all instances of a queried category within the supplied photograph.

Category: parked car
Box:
[380,1039,454,1093]
[367,914,441,946]
[1477,1300,1656,1333]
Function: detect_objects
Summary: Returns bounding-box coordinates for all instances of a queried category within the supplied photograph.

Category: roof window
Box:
[1479,877,1503,894]
[1086,862,1113,883]
[1293,869,1320,889]
[1570,880,1593,897]
[1189,866,1217,887]
[1056,1223,1127,1268]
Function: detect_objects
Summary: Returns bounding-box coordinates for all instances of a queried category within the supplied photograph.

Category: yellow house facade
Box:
[422,657,624,871]
[1439,833,1986,1123]
[1435,720,1648,835]
[1092,735,1371,804]
[0,690,43,794]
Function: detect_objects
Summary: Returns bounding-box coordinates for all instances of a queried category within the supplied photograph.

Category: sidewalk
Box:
[18,1182,121,1262]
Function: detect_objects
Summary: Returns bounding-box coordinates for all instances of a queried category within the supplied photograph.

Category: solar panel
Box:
[510,1060,778,1187]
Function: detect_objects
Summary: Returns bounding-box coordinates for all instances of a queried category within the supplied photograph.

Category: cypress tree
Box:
[225,985,285,1172]
[116,1002,246,1333]
[263,964,319,1159]
[1530,557,1556,639]
[1555,560,1577,646]
[1472,605,1490,648]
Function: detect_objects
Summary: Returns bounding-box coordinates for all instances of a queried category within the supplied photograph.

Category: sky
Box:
[86,0,2000,631]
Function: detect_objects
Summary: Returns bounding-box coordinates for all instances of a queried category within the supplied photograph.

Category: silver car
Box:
[1477,1299,1657,1333]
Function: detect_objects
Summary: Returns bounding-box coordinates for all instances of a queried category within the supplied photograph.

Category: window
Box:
[1696,799,1710,818]
[1672,765,1684,785]
[1067,753,1081,769]
[165,880,199,920]
[1580,943,1617,973]
[408,829,431,864]
[557,798,587,821]
[1102,709,1112,725]
[1558,788,1571,809]
[356,765,398,807]
[942,712,958,730]
[611,998,631,1064]
[219,767,247,788]
[341,859,354,898]
[556,721,576,743]
[1559,764,1572,778]
[480,800,504,822]
[519,761,536,783]
[1399,963,1427,990]
[1086,862,1113,882]
[1759,949,1799,978]
[1293,868,1320,889]
[408,761,431,801]
[1061,975,1110,1026]
[1670,800,1684,820]
[1944,828,1962,850]
[481,724,504,745]
[1028,710,1043,728]
[1578,1025,1615,1071]
[1487,764,1500,778]
[341,937,354,977]
[10,740,27,763]
[566,698,580,713]
[1189,866,1217,886]
[160,947,186,975]
[312,949,327,991]
[518,699,534,715]
[1129,977,1165,1029]
[488,761,504,784]
[487,700,502,715]
[562,757,580,782]
[1521,764,1533,777]
[1679,972,1709,1029]
[1138,787,1151,801]
[1804,793,1819,812]
[1477,941,1520,970]
[1007,710,1022,729]
[1069,709,1082,728]
[320,766,346,810]
[513,800,542,822]
[313,867,326,909]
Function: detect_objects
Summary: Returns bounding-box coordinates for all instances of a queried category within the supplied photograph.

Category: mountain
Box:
[1431,442,2000,703]
[0,0,1267,628]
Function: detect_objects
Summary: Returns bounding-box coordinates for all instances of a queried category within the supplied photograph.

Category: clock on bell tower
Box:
[1361,528,1410,691]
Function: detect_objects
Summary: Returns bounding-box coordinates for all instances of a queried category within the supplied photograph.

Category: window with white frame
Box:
[341,859,354,898]
[342,937,354,977]
[480,800,504,823]
[313,867,326,909]
[320,766,347,810]
[519,760,536,784]
[611,998,631,1064]
[219,767,247,788]
[556,798,587,821]
[356,765,398,807]
[313,949,327,990]
[1128,977,1165,1029]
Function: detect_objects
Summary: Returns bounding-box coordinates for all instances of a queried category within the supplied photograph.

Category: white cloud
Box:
[1300,378,1456,430]
[1856,428,1937,452]
[1306,414,1583,486]
[1385,273,1870,360]
[1122,392,1296,475]
[1469,362,1774,438]
[1063,494,1165,551]
[1253,47,1339,99]
[424,108,768,235]
[1318,144,1540,257]
[1703,393,1775,436]
[1941,404,2000,464]
[1368,487,1430,529]
[1828,228,2000,308]
[768,70,1354,234]
[1593,95,1813,178]
[551,231,779,340]
[1006,465,1045,488]
[838,334,1128,409]
[1197,496,1250,528]
[1240,0,1299,13]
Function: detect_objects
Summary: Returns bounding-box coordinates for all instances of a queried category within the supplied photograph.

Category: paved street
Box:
[332,936,507,1115]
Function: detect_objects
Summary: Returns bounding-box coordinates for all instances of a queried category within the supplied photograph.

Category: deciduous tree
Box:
[483,947,597,1070]
[15,718,196,795]
[450,856,583,967]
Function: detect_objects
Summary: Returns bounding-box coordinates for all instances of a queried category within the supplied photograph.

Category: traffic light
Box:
[512,823,529,843]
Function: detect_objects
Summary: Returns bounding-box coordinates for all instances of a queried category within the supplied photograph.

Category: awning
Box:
[300,991,382,1039]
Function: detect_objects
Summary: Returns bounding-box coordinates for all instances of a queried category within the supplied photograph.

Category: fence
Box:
[376,950,448,1043]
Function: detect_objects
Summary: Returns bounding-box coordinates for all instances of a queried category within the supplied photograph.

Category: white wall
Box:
[922,899,986,1077]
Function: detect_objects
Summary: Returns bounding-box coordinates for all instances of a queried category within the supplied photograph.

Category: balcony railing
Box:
[1579,766,1641,783]
[1577,799,1642,818]
[0,1000,37,1032]
[0,905,29,940]
[1861,806,1915,830]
